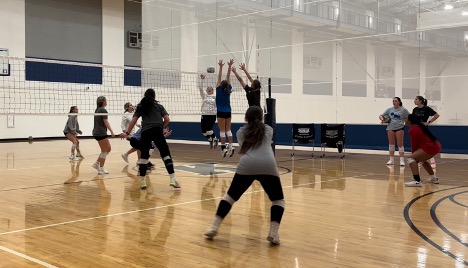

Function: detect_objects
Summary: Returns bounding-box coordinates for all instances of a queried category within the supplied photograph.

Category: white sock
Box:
[169,173,176,180]
[211,216,222,230]
[389,157,394,161]
[269,221,280,237]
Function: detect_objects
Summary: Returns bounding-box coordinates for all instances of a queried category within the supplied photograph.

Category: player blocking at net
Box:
[199,73,219,149]
[215,59,236,158]
[231,63,261,107]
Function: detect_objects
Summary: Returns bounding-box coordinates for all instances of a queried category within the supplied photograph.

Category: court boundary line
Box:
[0,246,58,268]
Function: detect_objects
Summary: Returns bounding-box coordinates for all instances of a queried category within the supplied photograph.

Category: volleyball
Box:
[207,66,215,73]
[382,115,391,123]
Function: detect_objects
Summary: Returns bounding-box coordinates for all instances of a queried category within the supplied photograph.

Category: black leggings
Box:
[140,126,173,176]
[215,174,285,223]
[227,174,284,201]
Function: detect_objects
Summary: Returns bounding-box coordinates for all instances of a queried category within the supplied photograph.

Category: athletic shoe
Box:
[170,178,181,188]
[121,153,129,163]
[426,177,440,184]
[92,162,100,171]
[140,177,147,189]
[147,162,155,170]
[405,180,422,187]
[400,158,405,166]
[98,168,109,175]
[69,156,79,161]
[204,228,218,238]
[209,139,214,149]
[76,154,84,159]
[229,146,235,157]
[213,138,219,149]
[386,159,394,165]
[267,234,281,245]
[221,148,228,158]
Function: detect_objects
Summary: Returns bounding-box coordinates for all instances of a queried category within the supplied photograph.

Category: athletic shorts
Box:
[217,111,231,119]
[94,135,108,141]
[421,141,442,156]
[390,128,404,133]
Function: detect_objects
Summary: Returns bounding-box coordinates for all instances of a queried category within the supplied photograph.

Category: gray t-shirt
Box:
[235,125,279,176]
[63,115,79,134]
[92,107,108,136]
[381,107,409,131]
[134,101,169,132]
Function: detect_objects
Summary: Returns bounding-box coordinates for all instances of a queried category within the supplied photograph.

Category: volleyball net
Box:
[0,56,268,115]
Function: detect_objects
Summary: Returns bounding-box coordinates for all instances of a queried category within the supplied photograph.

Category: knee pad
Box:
[398,147,405,153]
[407,157,415,164]
[226,130,233,137]
[389,145,395,152]
[163,155,173,166]
[137,158,149,165]
[221,194,235,205]
[272,199,285,208]
[99,152,108,159]
[219,131,226,138]
[149,149,154,155]
[206,130,214,136]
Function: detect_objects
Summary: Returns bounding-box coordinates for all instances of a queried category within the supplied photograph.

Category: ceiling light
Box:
[444,4,454,10]
[462,11,468,16]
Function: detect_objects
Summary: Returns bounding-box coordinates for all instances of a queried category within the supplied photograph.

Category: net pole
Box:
[265,78,276,154]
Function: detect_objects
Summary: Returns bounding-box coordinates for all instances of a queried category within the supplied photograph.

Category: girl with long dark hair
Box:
[404,114,441,187]
[205,106,285,245]
[120,88,180,190]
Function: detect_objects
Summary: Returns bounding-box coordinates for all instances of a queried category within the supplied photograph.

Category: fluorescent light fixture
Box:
[444,4,454,10]
[462,11,468,16]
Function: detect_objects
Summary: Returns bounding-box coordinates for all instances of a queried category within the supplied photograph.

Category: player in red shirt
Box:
[405,114,442,187]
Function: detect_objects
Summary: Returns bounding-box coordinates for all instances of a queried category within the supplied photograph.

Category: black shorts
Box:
[130,137,141,150]
[217,111,231,119]
[201,115,217,133]
[94,135,108,141]
[391,128,404,133]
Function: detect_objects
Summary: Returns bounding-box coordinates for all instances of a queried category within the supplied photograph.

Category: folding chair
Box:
[320,124,346,158]
[291,123,315,157]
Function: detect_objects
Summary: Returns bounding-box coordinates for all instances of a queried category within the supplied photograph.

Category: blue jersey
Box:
[216,85,232,113]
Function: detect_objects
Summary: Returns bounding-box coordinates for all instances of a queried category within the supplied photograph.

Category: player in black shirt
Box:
[231,63,261,107]
[413,95,440,168]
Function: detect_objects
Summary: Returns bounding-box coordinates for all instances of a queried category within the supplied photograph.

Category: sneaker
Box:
[386,159,394,165]
[121,153,129,163]
[69,156,79,161]
[140,177,147,189]
[405,180,422,187]
[204,228,218,238]
[98,168,109,175]
[426,177,440,184]
[213,138,219,149]
[209,139,214,149]
[221,148,228,158]
[76,154,84,159]
[267,234,281,245]
[229,146,235,157]
[170,178,181,189]
[400,158,405,166]
[92,162,100,171]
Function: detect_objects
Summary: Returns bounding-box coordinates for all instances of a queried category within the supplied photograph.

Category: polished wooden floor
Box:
[0,139,466,267]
